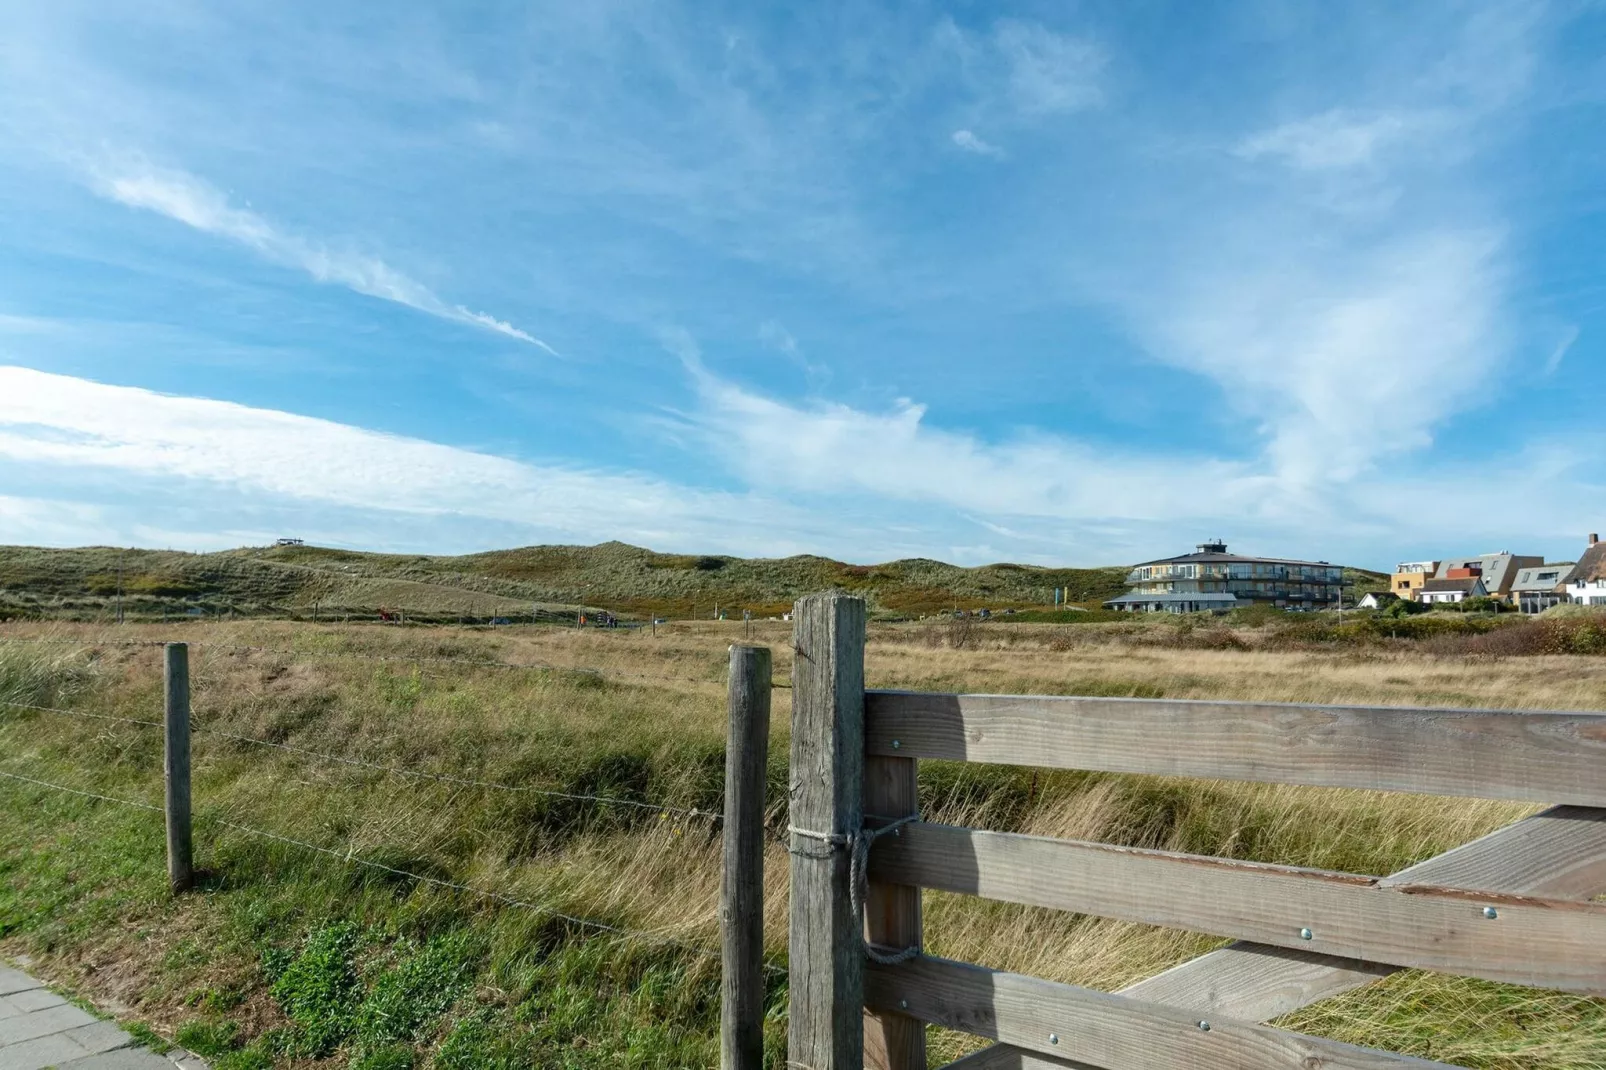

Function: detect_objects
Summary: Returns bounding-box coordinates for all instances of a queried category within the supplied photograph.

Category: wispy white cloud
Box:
[682,362,1264,523]
[1236,109,1421,170]
[991,19,1105,116]
[94,162,557,353]
[0,365,782,550]
[951,129,1002,156]
[1544,325,1579,375]
[675,362,1605,566]
[757,320,799,356]
[1141,229,1508,485]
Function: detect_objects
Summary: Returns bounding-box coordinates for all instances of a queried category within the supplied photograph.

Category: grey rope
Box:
[788,814,921,965]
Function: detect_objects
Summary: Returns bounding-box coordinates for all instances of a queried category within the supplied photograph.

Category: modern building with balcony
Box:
[1104,540,1346,613]
[1391,561,1439,601]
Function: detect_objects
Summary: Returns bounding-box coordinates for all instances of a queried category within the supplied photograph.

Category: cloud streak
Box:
[96,163,557,353]
[951,129,1002,156]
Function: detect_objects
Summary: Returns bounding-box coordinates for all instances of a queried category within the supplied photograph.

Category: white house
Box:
[1417,576,1487,605]
[1357,592,1399,610]
[1565,535,1606,607]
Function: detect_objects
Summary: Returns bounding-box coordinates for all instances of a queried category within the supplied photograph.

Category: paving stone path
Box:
[0,964,205,1070]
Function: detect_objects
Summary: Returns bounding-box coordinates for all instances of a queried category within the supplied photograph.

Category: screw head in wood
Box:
[892,739,901,749]
[1299,927,1313,940]
[1197,1020,1211,1032]
[1483,906,1498,919]
[1048,1034,1059,1045]
[900,999,908,1009]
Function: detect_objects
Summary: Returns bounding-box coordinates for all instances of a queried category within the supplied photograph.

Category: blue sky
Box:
[1,1,1603,571]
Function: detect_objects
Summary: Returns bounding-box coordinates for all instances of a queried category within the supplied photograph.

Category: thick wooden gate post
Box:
[722,644,772,1070]
[863,751,922,1069]
[164,642,194,894]
[789,592,866,1070]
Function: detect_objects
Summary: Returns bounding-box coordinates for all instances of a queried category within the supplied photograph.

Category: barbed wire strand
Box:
[0,698,164,730]
[0,768,163,812]
[0,766,785,975]
[0,698,719,824]
[0,635,752,688]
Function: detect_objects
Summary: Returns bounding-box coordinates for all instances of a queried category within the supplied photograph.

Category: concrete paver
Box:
[0,1031,87,1070]
[0,1003,97,1046]
[59,1049,181,1069]
[0,971,40,999]
[0,962,205,1070]
[64,1021,140,1056]
[5,990,65,1014]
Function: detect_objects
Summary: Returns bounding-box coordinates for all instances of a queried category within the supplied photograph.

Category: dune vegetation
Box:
[1,616,1603,1068]
[0,542,1140,624]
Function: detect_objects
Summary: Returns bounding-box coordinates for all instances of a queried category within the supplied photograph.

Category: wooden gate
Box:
[781,591,1606,1070]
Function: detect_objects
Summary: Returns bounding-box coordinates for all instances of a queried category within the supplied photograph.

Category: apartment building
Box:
[1105,540,1344,613]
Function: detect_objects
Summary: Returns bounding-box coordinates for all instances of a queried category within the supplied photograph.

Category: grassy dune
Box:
[1,618,1602,1068]
[0,542,1137,624]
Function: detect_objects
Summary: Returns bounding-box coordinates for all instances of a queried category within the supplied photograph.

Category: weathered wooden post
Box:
[788,592,866,1070]
[863,750,923,1069]
[722,644,772,1070]
[164,642,193,894]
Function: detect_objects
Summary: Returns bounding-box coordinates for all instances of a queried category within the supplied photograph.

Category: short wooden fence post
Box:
[722,644,772,1070]
[164,642,194,894]
[788,592,866,1070]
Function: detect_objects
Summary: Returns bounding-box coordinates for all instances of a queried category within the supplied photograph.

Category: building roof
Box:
[1420,577,1485,594]
[1104,592,1241,606]
[1434,552,1542,592]
[1511,564,1574,593]
[1130,541,1339,570]
[1566,542,1606,585]
[1359,591,1399,603]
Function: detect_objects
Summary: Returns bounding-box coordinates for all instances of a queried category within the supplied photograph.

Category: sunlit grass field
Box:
[1,618,1603,1068]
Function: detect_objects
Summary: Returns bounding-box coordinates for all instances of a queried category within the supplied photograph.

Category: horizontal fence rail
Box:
[870,821,1606,995]
[865,955,1461,1070]
[865,690,1606,806]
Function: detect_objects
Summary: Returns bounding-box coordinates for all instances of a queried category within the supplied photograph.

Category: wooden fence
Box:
[721,591,1606,1070]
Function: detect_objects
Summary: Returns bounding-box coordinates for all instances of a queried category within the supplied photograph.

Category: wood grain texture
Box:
[863,754,923,1070]
[952,805,1606,1069]
[865,691,1606,805]
[721,644,771,1070]
[871,821,1606,995]
[163,641,193,895]
[867,955,1463,1070]
[788,593,866,1070]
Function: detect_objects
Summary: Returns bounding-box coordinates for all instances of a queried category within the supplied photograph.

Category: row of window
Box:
[1136,581,1339,597]
[1131,564,1343,583]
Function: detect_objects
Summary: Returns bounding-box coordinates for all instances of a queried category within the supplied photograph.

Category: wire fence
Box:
[0,632,795,993]
[0,634,793,688]
[0,767,778,974]
[0,698,720,822]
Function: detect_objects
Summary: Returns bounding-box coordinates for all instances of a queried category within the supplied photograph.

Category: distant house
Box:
[1104,540,1343,614]
[274,538,305,547]
[1432,552,1542,604]
[1357,591,1399,610]
[1418,577,1488,605]
[1564,535,1606,607]
[1390,561,1439,602]
[1511,563,1574,615]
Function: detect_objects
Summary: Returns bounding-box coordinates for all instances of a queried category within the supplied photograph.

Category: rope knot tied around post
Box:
[787,815,922,966]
